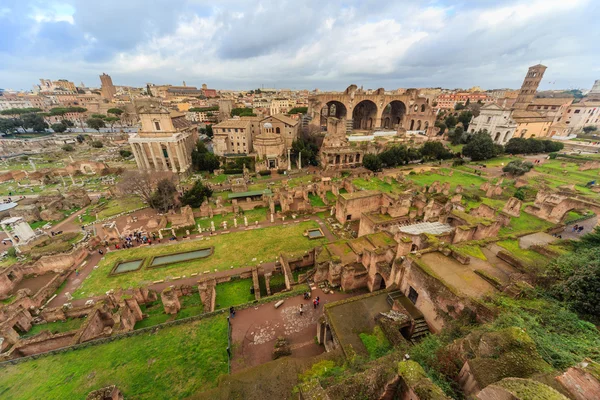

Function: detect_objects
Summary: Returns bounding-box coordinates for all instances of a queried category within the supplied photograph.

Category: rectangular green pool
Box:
[150,248,213,267]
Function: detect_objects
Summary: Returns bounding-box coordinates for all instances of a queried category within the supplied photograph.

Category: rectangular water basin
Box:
[111,259,144,275]
[307,228,325,239]
[149,247,213,268]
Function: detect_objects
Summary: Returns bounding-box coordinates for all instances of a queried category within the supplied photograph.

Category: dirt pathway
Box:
[230,287,354,373]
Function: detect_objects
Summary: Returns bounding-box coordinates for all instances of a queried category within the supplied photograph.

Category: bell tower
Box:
[513,64,547,110]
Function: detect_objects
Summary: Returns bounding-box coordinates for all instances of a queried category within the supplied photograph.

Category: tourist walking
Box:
[313,299,317,309]
[578,226,584,233]
[573,224,578,232]
[299,304,303,316]
[316,296,320,306]
[229,306,235,318]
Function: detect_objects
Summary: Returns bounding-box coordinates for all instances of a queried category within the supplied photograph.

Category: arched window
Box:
[275,127,281,134]
[420,104,425,112]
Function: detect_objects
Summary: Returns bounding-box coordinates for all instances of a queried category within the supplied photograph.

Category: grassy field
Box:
[407,169,487,192]
[96,196,146,219]
[499,209,555,235]
[215,278,255,309]
[23,318,85,337]
[73,221,326,298]
[0,315,228,399]
[309,194,326,207]
[352,177,405,193]
[195,207,268,231]
[359,326,392,360]
[497,239,549,267]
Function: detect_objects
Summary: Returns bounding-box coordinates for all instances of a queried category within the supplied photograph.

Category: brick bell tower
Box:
[513,64,547,110]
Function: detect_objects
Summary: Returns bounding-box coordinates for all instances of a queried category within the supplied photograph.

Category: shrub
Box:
[462,132,499,161]
[119,149,132,158]
[362,154,383,172]
[503,160,534,176]
[258,170,272,176]
[514,188,526,201]
[276,168,287,175]
[62,144,74,152]
[549,152,558,159]
[452,159,465,167]
[91,141,103,148]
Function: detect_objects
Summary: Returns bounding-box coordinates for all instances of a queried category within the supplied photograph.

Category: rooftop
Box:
[398,221,454,235]
[227,189,272,199]
[214,119,252,129]
[339,190,380,201]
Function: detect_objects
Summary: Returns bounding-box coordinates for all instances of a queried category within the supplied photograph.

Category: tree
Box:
[91,140,104,148]
[0,119,20,135]
[514,188,526,201]
[91,113,106,120]
[363,154,383,172]
[447,126,464,145]
[583,126,598,134]
[292,138,319,167]
[420,141,453,161]
[105,117,120,132]
[548,247,600,318]
[458,110,473,131]
[180,180,213,208]
[22,113,48,132]
[505,138,563,154]
[454,102,466,111]
[288,107,308,114]
[119,149,132,158]
[107,108,124,117]
[62,119,74,128]
[67,107,87,128]
[503,160,534,176]
[206,124,213,138]
[86,118,105,132]
[444,114,458,129]
[62,144,75,152]
[462,131,499,161]
[231,108,256,117]
[150,178,178,213]
[51,123,68,133]
[435,121,447,135]
[191,140,220,172]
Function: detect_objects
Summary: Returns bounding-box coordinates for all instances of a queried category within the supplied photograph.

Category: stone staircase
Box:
[410,317,430,344]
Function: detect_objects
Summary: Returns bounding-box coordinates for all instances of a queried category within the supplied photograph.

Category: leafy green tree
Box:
[454,102,466,110]
[191,141,220,172]
[107,108,124,117]
[582,126,598,134]
[0,107,42,117]
[119,149,132,158]
[180,180,213,208]
[91,114,106,119]
[513,188,526,201]
[105,116,120,132]
[51,123,68,133]
[288,107,308,114]
[61,119,74,128]
[420,141,453,161]
[462,131,498,161]
[447,126,464,145]
[576,226,600,250]
[502,160,534,176]
[379,145,409,167]
[458,110,473,131]
[0,119,20,135]
[67,107,88,128]
[22,113,48,131]
[363,154,383,172]
[231,108,256,117]
[86,118,105,132]
[206,124,213,138]
[548,247,600,319]
[434,121,447,135]
[292,138,319,167]
[444,114,457,129]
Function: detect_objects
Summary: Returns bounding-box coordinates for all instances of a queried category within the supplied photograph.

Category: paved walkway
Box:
[561,216,598,240]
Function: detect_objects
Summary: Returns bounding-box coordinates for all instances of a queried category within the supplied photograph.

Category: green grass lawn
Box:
[73,221,326,299]
[23,318,85,338]
[195,207,268,231]
[352,177,404,194]
[96,196,146,219]
[358,326,392,360]
[309,194,326,207]
[215,278,255,309]
[0,315,228,400]
[407,169,487,192]
[498,209,555,235]
[326,191,336,202]
[497,239,549,267]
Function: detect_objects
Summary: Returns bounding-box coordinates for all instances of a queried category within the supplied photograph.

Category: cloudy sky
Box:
[0,0,599,92]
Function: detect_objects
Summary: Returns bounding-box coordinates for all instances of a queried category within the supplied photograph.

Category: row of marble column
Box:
[131,140,192,173]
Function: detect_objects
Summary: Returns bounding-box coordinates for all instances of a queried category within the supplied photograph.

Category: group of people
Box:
[299,293,320,316]
[532,159,543,164]
[115,231,158,249]
[572,224,585,234]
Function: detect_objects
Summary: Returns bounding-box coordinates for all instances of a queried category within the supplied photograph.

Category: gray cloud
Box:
[0,0,598,91]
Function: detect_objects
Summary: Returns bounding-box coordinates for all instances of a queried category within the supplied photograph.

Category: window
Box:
[487,116,492,123]
[235,128,238,132]
[275,127,280,134]
[575,109,580,114]
[154,121,161,130]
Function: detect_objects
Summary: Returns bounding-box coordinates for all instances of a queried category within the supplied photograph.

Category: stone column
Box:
[167,143,177,173]
[297,151,302,169]
[287,148,291,171]
[148,141,157,170]
[131,144,143,170]
[140,144,151,170]
[156,143,168,171]
[175,141,186,172]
